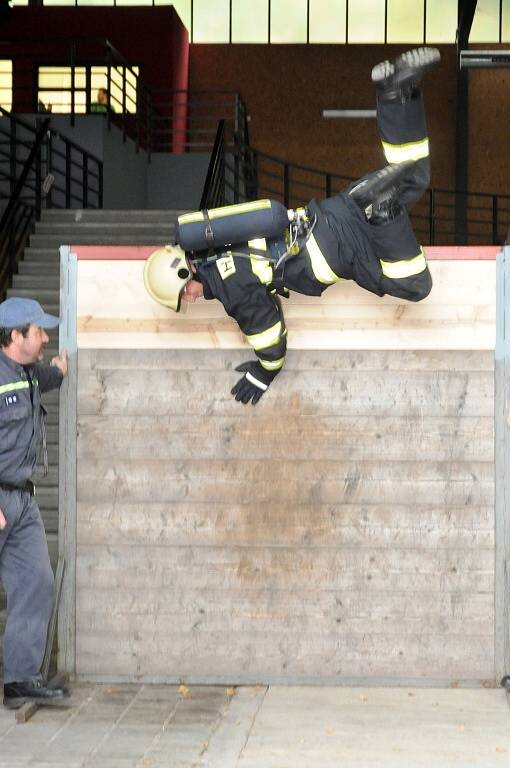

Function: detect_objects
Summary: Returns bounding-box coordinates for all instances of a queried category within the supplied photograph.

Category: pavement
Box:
[0,683,509,767]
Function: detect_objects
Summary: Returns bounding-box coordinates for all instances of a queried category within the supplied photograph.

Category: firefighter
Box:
[144,47,439,405]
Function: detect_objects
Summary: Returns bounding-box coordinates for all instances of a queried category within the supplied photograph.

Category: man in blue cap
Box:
[0,297,69,709]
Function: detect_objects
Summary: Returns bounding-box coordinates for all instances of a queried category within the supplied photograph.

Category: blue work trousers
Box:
[0,489,54,684]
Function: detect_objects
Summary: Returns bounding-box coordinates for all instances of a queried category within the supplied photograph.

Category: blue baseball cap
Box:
[0,298,60,329]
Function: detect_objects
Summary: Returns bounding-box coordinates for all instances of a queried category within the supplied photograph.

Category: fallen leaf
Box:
[178,684,191,698]
[496,747,508,753]
[359,694,368,703]
[226,687,236,697]
[458,724,465,733]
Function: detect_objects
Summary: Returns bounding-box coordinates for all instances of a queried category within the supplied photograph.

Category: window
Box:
[425,0,457,43]
[193,0,229,42]
[10,0,510,44]
[37,65,139,114]
[387,0,424,44]
[0,61,12,112]
[232,0,269,43]
[348,0,385,43]
[470,0,501,42]
[309,0,346,44]
[271,0,307,43]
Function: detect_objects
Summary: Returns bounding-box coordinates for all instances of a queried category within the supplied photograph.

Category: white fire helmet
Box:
[143,245,192,313]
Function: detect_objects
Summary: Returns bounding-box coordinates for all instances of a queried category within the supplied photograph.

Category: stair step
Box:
[35,487,58,509]
[6,288,59,302]
[22,248,60,261]
[41,209,186,223]
[32,466,58,485]
[17,262,60,275]
[11,275,60,289]
[36,223,175,235]
[29,234,174,247]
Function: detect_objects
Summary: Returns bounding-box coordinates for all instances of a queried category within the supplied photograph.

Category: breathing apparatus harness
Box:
[175,199,317,272]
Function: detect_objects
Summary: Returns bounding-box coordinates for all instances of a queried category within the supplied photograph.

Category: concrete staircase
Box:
[0,207,183,677]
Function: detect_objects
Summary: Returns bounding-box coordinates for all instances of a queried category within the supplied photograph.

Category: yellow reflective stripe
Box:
[382,138,429,164]
[250,256,273,285]
[248,238,267,251]
[246,321,282,351]
[0,380,30,396]
[209,200,272,219]
[178,200,272,226]
[307,232,340,284]
[178,210,204,224]
[259,357,285,371]
[380,251,427,279]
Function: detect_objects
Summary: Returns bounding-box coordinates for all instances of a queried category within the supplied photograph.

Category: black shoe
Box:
[349,161,412,212]
[3,680,70,710]
[372,46,440,98]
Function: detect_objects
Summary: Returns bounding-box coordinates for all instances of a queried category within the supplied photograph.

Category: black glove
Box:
[231,361,279,405]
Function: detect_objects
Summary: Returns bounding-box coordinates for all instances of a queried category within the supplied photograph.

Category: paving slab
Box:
[0,684,508,768]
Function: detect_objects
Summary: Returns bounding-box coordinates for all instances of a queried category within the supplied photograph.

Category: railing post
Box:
[122,67,127,144]
[234,92,240,136]
[325,173,332,199]
[9,115,16,199]
[429,188,435,245]
[47,130,53,209]
[35,120,42,220]
[98,162,103,208]
[107,46,112,132]
[147,92,152,162]
[283,162,289,209]
[233,135,240,203]
[8,219,15,281]
[65,143,71,208]
[70,40,76,127]
[83,153,88,208]
[493,195,499,245]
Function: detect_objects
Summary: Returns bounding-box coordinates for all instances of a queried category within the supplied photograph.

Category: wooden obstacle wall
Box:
[63,246,497,684]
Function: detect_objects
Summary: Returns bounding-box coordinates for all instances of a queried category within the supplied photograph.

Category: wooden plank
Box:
[58,246,77,676]
[74,632,494,681]
[74,541,494,578]
[76,414,494,462]
[74,259,497,350]
[76,368,494,417]
[75,457,494,506]
[75,501,494,548]
[495,245,510,682]
[78,348,495,372]
[74,586,494,620]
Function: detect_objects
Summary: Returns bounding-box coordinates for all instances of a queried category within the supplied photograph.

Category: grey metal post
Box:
[495,244,510,683]
[58,246,78,676]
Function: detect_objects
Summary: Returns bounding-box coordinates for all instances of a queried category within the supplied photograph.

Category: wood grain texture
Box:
[75,349,495,682]
[75,261,496,350]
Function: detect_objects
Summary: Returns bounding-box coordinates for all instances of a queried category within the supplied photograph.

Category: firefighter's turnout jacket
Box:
[196,89,432,376]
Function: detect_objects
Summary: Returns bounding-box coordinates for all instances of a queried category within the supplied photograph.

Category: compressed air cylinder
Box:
[175,199,290,253]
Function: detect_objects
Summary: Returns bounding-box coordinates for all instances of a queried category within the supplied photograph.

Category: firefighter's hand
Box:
[0,508,6,531]
[231,361,278,405]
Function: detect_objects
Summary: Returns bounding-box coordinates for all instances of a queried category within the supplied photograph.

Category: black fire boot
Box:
[349,161,413,219]
[372,47,441,101]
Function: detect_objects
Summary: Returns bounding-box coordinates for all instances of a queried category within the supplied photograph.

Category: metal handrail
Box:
[200,122,510,246]
[0,108,103,295]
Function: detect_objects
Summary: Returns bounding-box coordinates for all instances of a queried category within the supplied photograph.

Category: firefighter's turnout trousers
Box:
[285,87,433,303]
